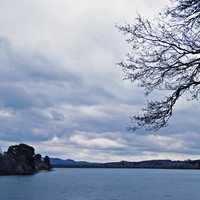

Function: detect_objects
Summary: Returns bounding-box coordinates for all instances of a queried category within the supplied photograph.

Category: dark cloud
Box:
[1,0,199,162]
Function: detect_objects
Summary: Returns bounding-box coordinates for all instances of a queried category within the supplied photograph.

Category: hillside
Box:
[51,158,200,169]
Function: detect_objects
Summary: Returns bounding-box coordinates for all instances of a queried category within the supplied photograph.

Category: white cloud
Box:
[69,132,126,149]
[0,109,14,118]
[146,135,184,150]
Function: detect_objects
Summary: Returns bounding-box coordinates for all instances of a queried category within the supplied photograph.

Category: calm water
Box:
[1,168,200,200]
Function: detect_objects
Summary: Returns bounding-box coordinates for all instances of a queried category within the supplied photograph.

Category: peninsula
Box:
[0,144,52,175]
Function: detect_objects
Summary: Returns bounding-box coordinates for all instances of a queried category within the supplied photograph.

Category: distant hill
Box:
[50,158,200,169]
[50,158,94,167]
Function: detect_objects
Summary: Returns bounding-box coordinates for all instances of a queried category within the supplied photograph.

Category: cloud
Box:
[21,132,200,162]
[0,0,200,162]
[69,131,127,149]
[145,135,184,150]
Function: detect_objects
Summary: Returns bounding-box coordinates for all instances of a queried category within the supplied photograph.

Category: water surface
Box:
[1,168,200,200]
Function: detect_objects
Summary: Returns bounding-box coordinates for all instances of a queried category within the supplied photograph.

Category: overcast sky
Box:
[1,0,200,162]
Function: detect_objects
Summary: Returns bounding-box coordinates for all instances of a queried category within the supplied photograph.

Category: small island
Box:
[0,144,52,175]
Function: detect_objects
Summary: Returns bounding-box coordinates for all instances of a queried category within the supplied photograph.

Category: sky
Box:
[1,0,200,162]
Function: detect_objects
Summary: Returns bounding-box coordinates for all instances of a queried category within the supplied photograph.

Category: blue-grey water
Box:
[1,168,200,200]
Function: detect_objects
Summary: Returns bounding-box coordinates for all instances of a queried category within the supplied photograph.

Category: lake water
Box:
[1,168,200,200]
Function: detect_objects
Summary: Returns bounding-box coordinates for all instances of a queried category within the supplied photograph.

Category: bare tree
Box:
[118,0,200,131]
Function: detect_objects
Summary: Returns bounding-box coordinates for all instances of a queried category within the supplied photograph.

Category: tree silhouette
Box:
[118,0,200,131]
